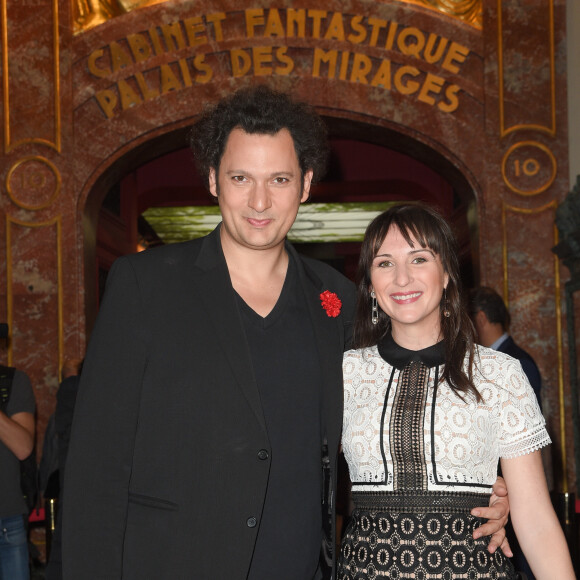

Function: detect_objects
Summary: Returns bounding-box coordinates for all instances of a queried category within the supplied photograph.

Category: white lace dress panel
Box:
[342,344,550,494]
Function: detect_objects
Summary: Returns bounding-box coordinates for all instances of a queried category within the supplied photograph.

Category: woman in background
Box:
[338,203,574,579]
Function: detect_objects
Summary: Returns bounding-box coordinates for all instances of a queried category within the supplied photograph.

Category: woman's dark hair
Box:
[354,202,480,401]
[189,85,329,190]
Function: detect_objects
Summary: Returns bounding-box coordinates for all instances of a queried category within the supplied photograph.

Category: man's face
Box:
[209,128,312,253]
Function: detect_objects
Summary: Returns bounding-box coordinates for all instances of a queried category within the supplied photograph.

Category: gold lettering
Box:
[347,15,366,44]
[95,89,118,118]
[118,79,142,110]
[160,64,182,93]
[442,42,469,73]
[148,27,164,56]
[110,41,133,73]
[394,65,420,94]
[184,17,207,47]
[135,71,159,100]
[178,58,193,87]
[88,48,111,78]
[424,33,448,64]
[308,10,327,38]
[371,59,391,88]
[350,53,371,83]
[231,49,252,76]
[312,47,337,78]
[228,46,293,77]
[324,12,345,41]
[275,46,294,75]
[439,84,460,112]
[127,33,151,63]
[417,73,444,105]
[385,21,397,50]
[161,22,186,51]
[193,54,213,83]
[206,13,226,42]
[339,50,349,80]
[253,46,273,75]
[245,8,264,37]
[397,27,425,58]
[22,171,46,189]
[368,17,387,47]
[287,9,306,38]
[264,8,284,37]
[522,159,540,176]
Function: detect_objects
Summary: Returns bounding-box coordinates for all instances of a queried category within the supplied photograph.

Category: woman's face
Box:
[370,225,449,347]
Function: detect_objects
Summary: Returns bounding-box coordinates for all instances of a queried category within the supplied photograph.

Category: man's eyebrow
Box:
[223,170,296,176]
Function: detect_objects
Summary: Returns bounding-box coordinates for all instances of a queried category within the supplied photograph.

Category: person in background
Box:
[470,286,541,406]
[44,359,84,580]
[470,286,543,579]
[0,364,35,580]
[339,203,574,579]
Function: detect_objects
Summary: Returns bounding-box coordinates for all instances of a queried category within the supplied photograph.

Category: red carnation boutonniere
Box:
[320,290,342,318]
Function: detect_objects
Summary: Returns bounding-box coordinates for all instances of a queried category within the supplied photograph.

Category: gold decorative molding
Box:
[6,156,62,210]
[72,0,481,34]
[404,0,481,28]
[497,0,555,137]
[1,0,61,153]
[501,141,557,196]
[501,200,567,492]
[74,0,166,33]
[5,216,64,376]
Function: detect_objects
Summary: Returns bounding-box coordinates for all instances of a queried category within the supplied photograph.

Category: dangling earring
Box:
[443,288,451,318]
[371,290,379,325]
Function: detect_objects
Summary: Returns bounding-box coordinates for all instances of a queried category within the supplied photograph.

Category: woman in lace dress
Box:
[338,203,574,579]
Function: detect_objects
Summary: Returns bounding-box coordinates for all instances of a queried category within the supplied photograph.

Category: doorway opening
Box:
[88,118,479,315]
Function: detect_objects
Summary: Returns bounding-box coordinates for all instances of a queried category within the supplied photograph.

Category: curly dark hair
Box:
[353,203,480,402]
[189,85,329,191]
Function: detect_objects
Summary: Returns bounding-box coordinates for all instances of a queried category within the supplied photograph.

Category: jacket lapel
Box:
[180,229,345,442]
[288,244,344,447]
[185,226,267,433]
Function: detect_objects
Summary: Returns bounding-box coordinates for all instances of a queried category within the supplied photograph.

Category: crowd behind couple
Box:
[0,85,575,580]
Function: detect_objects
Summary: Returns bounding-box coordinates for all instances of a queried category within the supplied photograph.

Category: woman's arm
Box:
[501,450,575,579]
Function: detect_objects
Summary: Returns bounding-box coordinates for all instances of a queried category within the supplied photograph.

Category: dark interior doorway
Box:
[94,118,478,304]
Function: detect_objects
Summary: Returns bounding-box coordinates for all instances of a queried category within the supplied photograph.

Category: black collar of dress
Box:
[377,333,446,370]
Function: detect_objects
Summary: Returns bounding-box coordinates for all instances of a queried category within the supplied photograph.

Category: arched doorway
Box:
[87,118,480,328]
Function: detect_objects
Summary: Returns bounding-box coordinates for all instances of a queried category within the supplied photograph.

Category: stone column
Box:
[481,0,571,490]
[0,0,80,441]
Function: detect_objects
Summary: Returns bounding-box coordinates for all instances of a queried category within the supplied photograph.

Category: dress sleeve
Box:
[498,357,551,458]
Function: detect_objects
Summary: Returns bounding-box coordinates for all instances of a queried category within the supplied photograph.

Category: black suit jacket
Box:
[496,335,542,405]
[62,226,355,579]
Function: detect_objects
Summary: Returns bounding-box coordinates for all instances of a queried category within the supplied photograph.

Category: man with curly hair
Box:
[63,85,355,579]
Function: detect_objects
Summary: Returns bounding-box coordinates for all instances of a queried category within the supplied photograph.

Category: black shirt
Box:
[238,255,323,580]
[0,369,35,517]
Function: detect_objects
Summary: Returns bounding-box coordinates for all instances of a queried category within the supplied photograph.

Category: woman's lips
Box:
[390,292,422,304]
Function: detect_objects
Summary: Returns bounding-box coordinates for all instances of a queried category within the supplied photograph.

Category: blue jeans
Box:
[0,515,30,580]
